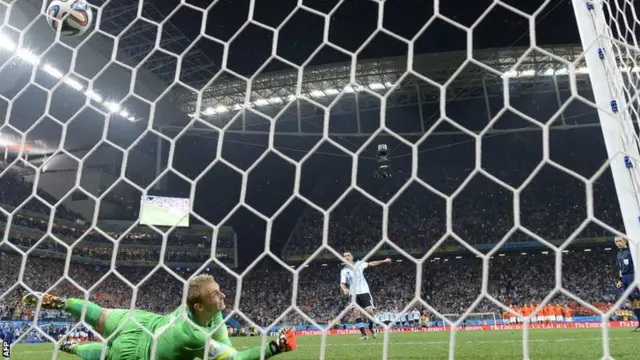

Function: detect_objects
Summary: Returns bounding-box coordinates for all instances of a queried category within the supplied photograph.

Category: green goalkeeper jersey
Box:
[111,306,232,360]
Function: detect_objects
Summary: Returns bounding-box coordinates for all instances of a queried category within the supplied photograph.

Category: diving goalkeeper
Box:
[21,274,296,360]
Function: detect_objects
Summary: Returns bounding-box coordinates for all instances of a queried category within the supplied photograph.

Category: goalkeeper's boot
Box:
[632,325,640,332]
[59,340,78,354]
[370,331,376,339]
[359,335,368,340]
[269,328,297,355]
[22,293,66,310]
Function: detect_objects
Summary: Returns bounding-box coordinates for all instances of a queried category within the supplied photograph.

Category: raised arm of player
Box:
[367,258,392,267]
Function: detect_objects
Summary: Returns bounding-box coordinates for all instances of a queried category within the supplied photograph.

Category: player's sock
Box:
[69,342,104,360]
[65,299,103,327]
[356,318,367,336]
[368,321,375,334]
[633,308,640,326]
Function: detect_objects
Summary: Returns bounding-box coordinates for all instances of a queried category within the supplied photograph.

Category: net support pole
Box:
[571,1,640,260]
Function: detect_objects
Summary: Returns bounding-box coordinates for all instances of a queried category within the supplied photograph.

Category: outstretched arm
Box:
[207,328,296,360]
[367,258,392,267]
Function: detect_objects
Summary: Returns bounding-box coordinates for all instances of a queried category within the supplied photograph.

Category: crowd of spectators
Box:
[0,128,631,333]
[283,131,623,258]
[0,244,622,328]
[0,165,81,221]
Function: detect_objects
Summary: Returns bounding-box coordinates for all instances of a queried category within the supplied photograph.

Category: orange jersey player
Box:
[554,304,564,323]
[508,305,518,324]
[563,306,573,322]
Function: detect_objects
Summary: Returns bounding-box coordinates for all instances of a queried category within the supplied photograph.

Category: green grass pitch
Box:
[140,204,188,227]
[9,328,638,359]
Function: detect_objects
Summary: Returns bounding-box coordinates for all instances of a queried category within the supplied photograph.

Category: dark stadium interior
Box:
[0,0,639,354]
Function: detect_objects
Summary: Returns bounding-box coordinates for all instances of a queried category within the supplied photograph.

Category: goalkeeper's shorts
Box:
[103,309,162,360]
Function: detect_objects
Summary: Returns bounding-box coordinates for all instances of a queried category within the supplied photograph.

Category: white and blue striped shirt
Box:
[340,260,370,295]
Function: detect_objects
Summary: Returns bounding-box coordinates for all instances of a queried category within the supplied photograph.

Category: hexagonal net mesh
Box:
[1,0,640,359]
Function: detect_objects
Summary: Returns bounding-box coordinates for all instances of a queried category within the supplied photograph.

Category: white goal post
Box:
[1,0,640,359]
[572,0,640,318]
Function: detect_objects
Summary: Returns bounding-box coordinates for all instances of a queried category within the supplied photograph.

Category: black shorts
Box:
[622,274,640,300]
[356,293,374,309]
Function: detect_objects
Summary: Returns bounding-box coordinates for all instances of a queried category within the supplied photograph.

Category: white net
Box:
[1,0,640,359]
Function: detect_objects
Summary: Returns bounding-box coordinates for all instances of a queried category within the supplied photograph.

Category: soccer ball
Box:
[46,0,93,37]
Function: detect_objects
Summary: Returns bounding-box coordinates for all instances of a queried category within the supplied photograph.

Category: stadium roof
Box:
[173,44,599,131]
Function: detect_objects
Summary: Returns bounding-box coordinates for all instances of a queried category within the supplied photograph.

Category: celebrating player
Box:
[615,236,640,331]
[21,274,296,360]
[339,251,391,340]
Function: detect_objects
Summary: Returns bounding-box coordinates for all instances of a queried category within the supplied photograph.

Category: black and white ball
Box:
[46,0,93,37]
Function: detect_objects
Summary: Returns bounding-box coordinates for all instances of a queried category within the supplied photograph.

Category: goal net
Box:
[442,313,497,327]
[1,0,640,359]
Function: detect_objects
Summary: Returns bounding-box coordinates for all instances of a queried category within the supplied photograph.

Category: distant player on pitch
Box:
[22,274,296,360]
[339,251,391,340]
[615,236,640,331]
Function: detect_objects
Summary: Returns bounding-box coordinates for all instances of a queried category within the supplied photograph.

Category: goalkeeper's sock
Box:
[65,299,103,327]
[69,342,104,360]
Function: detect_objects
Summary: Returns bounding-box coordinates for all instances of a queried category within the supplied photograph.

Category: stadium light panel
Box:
[541,251,549,255]
[203,107,216,115]
[0,32,137,122]
[43,63,63,78]
[310,90,325,97]
[584,248,591,252]
[64,78,83,91]
[521,252,527,255]
[17,49,39,65]
[215,105,228,113]
[455,256,462,259]
[605,247,612,251]
[0,34,16,51]
[85,90,103,102]
[498,254,505,256]
[396,259,402,262]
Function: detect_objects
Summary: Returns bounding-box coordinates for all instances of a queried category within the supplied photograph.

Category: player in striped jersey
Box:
[339,252,391,340]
